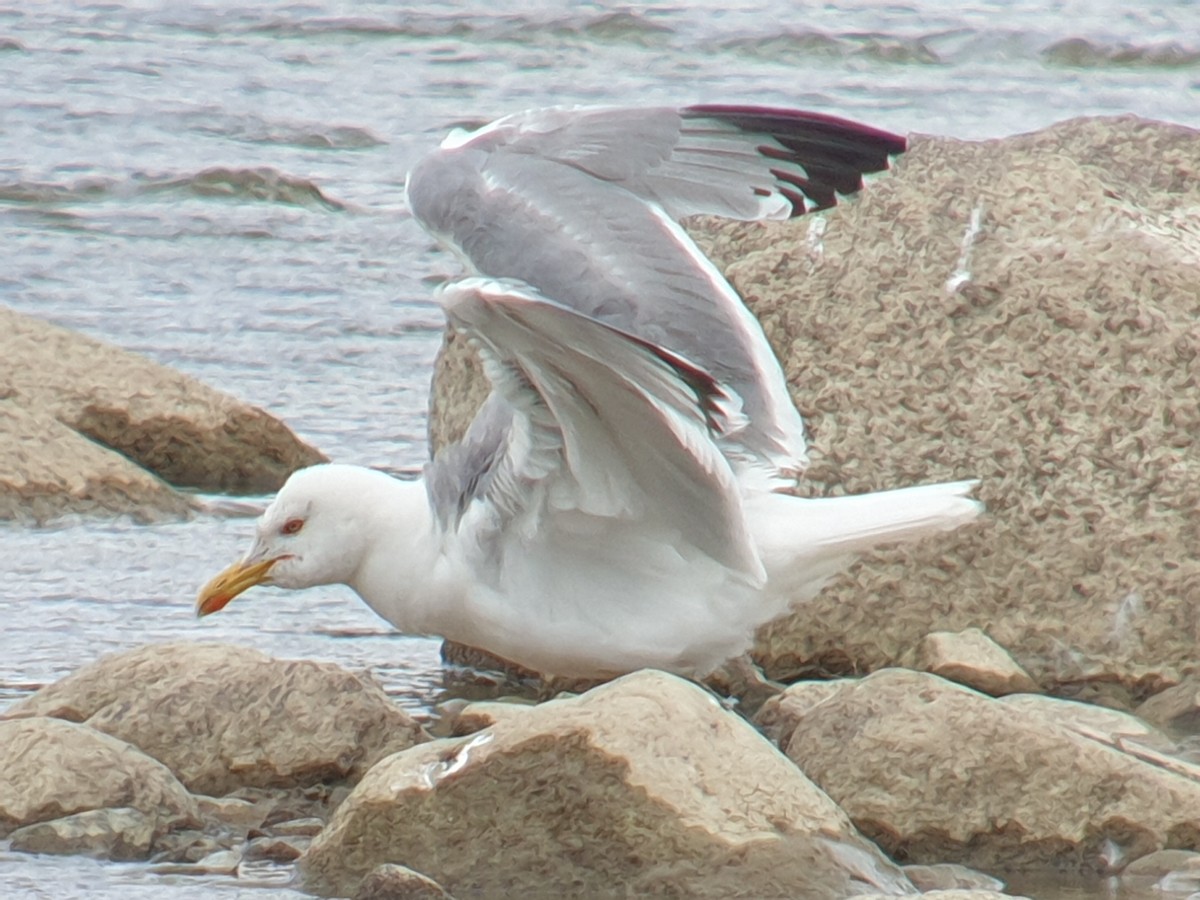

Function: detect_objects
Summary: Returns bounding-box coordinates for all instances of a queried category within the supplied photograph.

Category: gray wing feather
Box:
[408,104,903,471]
[435,277,764,581]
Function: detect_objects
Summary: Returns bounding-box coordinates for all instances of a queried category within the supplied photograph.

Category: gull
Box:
[196,103,982,679]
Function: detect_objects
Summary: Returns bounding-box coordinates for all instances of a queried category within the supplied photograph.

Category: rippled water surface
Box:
[1,2,1196,897]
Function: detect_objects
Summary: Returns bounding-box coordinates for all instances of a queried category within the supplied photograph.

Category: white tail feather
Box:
[749,479,983,607]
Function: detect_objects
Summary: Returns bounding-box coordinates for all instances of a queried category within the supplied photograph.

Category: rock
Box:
[8,807,154,860]
[149,829,227,863]
[300,670,914,899]
[353,864,456,900]
[0,402,196,522]
[194,794,269,830]
[5,642,429,796]
[903,863,1006,892]
[1136,676,1200,732]
[904,628,1039,696]
[1121,847,1200,878]
[269,815,325,837]
[0,304,325,521]
[441,699,535,736]
[427,114,1200,696]
[1000,694,1175,751]
[149,847,242,876]
[245,835,308,862]
[781,669,1200,872]
[856,893,1026,900]
[0,717,198,838]
[752,679,851,746]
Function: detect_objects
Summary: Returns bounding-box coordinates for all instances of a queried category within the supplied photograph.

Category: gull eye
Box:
[280,518,304,536]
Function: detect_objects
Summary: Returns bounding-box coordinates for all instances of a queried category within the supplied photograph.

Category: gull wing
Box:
[407,104,905,470]
[426,277,763,582]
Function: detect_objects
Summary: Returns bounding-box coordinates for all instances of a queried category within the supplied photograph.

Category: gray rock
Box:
[903,863,1006,892]
[149,847,242,876]
[0,304,325,521]
[269,816,325,837]
[0,717,198,839]
[353,864,456,900]
[5,642,429,796]
[781,669,1200,872]
[301,670,914,899]
[8,807,154,860]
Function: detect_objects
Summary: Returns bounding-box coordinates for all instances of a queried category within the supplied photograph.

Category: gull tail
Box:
[750,479,983,605]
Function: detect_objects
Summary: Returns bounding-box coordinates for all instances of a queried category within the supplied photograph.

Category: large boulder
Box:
[428,115,1200,698]
[778,669,1200,873]
[0,717,199,841]
[0,305,325,521]
[300,669,914,899]
[4,642,428,796]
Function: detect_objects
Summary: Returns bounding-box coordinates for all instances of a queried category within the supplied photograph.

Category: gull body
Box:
[198,104,982,679]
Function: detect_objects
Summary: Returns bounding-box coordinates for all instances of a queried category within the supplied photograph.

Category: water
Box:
[0,2,1196,897]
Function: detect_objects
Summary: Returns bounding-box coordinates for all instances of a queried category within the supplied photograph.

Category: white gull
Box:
[196,103,981,679]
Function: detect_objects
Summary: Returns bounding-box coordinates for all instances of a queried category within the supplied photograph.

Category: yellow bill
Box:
[195,558,277,617]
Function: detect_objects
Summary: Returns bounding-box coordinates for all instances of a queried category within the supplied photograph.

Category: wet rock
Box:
[8,807,154,860]
[428,115,1200,696]
[245,835,308,862]
[301,670,914,899]
[0,717,199,839]
[353,864,456,900]
[6,642,429,796]
[904,628,1038,696]
[903,863,1006,892]
[781,669,1200,872]
[150,829,227,864]
[0,304,325,521]
[1136,676,1200,732]
[150,847,242,876]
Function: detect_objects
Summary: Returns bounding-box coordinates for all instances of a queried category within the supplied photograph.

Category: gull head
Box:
[196,464,391,617]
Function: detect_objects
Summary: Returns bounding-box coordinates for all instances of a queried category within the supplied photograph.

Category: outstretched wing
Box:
[407,103,904,470]
[425,277,764,583]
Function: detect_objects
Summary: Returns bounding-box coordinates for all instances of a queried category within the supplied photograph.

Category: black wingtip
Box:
[684,104,906,217]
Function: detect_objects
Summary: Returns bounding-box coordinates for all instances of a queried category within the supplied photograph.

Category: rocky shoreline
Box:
[4,641,1200,898]
[3,113,1199,897]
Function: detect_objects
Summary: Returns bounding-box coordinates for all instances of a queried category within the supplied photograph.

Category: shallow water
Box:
[0,2,1196,897]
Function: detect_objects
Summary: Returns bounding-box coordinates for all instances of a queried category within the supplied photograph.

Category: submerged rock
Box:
[5,642,428,796]
[0,717,198,848]
[8,807,155,860]
[300,670,914,899]
[778,669,1200,873]
[0,305,325,521]
[429,114,1200,696]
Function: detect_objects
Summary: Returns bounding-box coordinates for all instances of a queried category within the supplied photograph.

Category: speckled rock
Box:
[904,628,1039,696]
[781,669,1200,872]
[752,678,851,747]
[300,670,914,899]
[5,642,428,796]
[353,864,457,900]
[0,305,326,520]
[903,863,1006,893]
[1000,694,1175,752]
[8,807,155,860]
[0,717,198,840]
[427,115,1200,697]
